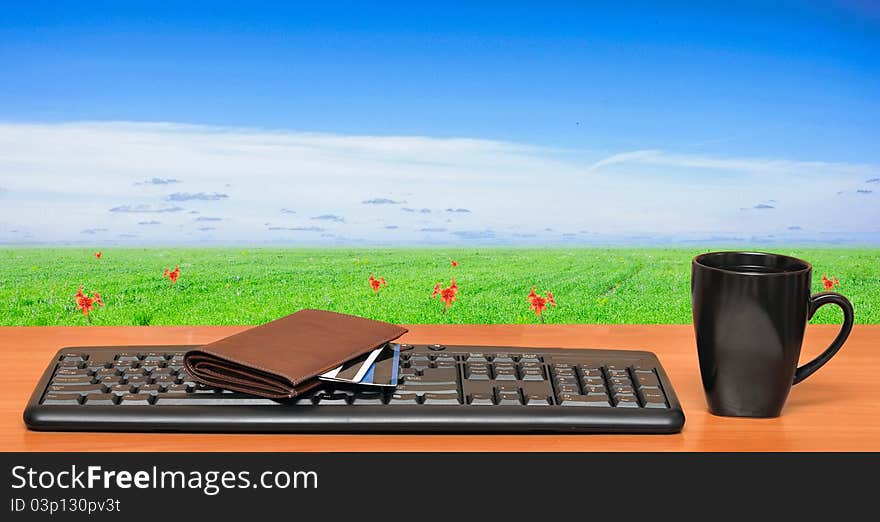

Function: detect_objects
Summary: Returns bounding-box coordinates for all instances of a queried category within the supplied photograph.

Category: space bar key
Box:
[156,394,278,405]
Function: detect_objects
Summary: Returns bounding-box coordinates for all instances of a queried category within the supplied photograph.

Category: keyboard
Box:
[24,344,685,433]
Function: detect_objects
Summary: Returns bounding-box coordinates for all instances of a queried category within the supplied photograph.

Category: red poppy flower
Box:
[432,278,459,310]
[822,274,840,291]
[439,286,457,308]
[527,287,538,304]
[451,259,459,268]
[73,286,104,318]
[94,251,102,260]
[163,266,180,285]
[530,294,548,316]
[368,274,387,293]
[528,287,556,321]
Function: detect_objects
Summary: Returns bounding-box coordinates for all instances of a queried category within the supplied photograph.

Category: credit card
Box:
[319,345,386,384]
[358,344,400,388]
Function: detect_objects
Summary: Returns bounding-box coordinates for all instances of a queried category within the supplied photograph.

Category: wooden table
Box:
[1,325,877,452]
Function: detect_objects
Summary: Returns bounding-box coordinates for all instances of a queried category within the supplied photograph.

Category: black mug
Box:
[691,251,854,417]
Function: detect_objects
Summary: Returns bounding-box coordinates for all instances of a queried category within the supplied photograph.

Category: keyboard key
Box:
[61,353,88,362]
[422,393,461,405]
[165,384,190,394]
[611,385,635,396]
[557,384,580,394]
[59,360,85,369]
[519,355,541,364]
[388,392,419,404]
[467,393,494,405]
[86,360,111,371]
[418,367,458,382]
[639,390,667,408]
[403,376,457,386]
[559,394,610,407]
[48,384,106,395]
[493,356,515,364]
[192,383,216,394]
[83,394,117,406]
[554,376,579,386]
[42,393,82,405]
[55,368,92,376]
[493,368,517,380]
[95,368,120,377]
[116,352,141,362]
[119,394,154,405]
[137,384,162,395]
[351,392,385,405]
[521,369,545,381]
[524,394,551,406]
[495,390,521,405]
[157,395,278,405]
[635,372,660,388]
[313,392,352,405]
[110,384,133,396]
[466,354,488,363]
[613,396,640,408]
[51,376,94,385]
[397,385,458,395]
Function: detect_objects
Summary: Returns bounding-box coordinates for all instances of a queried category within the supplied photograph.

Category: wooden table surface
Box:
[1,324,877,452]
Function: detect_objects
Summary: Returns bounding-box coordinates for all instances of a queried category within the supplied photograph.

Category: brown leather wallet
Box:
[183,309,408,399]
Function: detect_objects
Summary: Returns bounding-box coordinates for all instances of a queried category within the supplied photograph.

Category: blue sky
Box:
[1,1,878,245]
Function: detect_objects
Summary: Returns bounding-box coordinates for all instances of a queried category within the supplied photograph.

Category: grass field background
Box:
[1,248,877,326]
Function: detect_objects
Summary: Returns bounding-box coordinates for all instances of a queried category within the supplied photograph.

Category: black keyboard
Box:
[24,344,685,433]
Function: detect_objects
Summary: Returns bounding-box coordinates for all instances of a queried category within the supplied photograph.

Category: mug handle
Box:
[793,292,854,385]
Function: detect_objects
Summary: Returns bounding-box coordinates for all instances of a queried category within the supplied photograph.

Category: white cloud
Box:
[0,121,877,244]
[588,149,879,178]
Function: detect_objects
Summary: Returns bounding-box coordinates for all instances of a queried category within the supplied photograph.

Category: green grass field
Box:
[1,248,877,326]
